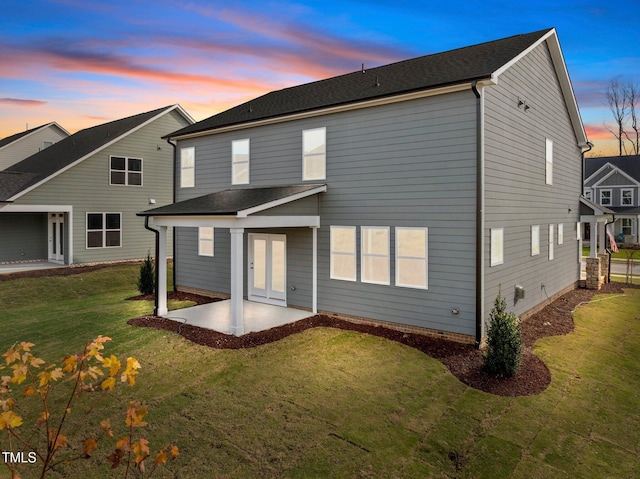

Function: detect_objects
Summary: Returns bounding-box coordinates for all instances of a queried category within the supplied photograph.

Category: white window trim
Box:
[180,147,195,188]
[86,212,122,249]
[361,226,390,285]
[232,139,250,185]
[600,189,612,206]
[395,227,428,289]
[109,156,143,187]
[583,188,592,201]
[545,138,553,185]
[330,226,356,282]
[621,188,633,206]
[531,225,540,256]
[490,228,504,267]
[549,224,554,260]
[198,226,214,257]
[622,218,633,236]
[302,127,326,181]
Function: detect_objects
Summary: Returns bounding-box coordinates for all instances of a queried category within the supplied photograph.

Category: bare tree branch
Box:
[606,79,628,156]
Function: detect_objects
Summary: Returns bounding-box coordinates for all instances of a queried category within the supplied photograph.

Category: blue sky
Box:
[1,0,638,156]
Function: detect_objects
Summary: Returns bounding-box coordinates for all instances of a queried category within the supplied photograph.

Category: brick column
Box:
[598,254,610,284]
[585,257,602,290]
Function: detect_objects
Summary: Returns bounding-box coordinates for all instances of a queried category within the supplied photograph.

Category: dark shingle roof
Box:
[0,106,174,200]
[584,155,640,183]
[168,29,552,138]
[138,184,325,216]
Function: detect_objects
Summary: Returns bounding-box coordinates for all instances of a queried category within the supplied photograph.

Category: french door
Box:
[248,234,286,305]
[48,213,65,263]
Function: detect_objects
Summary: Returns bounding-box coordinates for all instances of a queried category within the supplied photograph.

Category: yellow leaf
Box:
[19,342,35,351]
[116,436,129,450]
[23,385,36,397]
[121,357,141,386]
[29,357,45,368]
[49,432,68,450]
[125,402,148,427]
[38,371,51,387]
[50,368,63,381]
[170,445,179,459]
[133,438,149,464]
[102,355,121,377]
[101,377,116,391]
[11,364,28,385]
[3,347,20,365]
[83,438,98,456]
[0,410,23,430]
[36,411,49,426]
[155,449,167,465]
[62,355,78,373]
[1,398,15,411]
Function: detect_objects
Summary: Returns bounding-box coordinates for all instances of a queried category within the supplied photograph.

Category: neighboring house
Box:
[584,155,640,245]
[139,28,589,345]
[0,122,70,171]
[0,105,193,265]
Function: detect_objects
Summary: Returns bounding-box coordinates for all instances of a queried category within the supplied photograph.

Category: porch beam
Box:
[230,228,245,336]
[150,215,320,229]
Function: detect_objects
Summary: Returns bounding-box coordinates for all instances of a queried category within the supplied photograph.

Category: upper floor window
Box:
[531,225,540,256]
[490,228,504,267]
[180,147,195,188]
[545,138,553,185]
[110,156,142,186]
[621,188,633,206]
[232,139,250,185]
[361,226,390,285]
[303,127,326,181]
[87,213,121,248]
[583,189,592,201]
[600,189,612,206]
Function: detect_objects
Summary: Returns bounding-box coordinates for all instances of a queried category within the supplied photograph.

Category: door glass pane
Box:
[59,222,64,255]
[271,239,285,293]
[253,239,266,290]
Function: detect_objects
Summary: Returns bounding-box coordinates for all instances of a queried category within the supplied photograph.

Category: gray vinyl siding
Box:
[11,110,189,263]
[176,91,479,336]
[483,41,582,325]
[0,126,68,171]
[0,213,47,262]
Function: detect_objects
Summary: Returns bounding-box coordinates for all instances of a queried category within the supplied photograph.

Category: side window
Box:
[490,228,504,267]
[548,224,554,260]
[180,147,195,188]
[303,127,326,181]
[600,189,611,206]
[232,139,250,185]
[198,227,214,256]
[87,213,121,248]
[545,138,553,185]
[621,188,633,206]
[396,227,428,289]
[531,225,540,256]
[330,226,356,281]
[361,227,390,285]
[110,156,142,186]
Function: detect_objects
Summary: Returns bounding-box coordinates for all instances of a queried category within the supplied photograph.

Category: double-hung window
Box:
[545,138,553,185]
[396,227,428,289]
[600,189,612,206]
[361,227,390,285]
[303,127,326,181]
[87,213,121,248]
[232,139,250,185]
[548,224,554,260]
[198,227,214,256]
[490,228,504,267]
[180,147,195,188]
[531,225,540,256]
[110,156,142,186]
[330,226,356,281]
[621,188,633,206]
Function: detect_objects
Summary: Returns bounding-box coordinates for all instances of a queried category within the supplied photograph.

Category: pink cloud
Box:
[0,98,47,106]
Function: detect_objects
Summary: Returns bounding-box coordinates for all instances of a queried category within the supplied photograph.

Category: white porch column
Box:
[230,228,245,336]
[311,226,318,314]
[598,221,606,255]
[157,225,168,316]
[590,221,597,258]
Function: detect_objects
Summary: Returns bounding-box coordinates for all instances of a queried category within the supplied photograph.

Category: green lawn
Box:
[1,264,639,478]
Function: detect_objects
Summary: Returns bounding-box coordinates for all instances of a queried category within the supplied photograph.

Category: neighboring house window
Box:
[232,139,250,185]
[396,227,428,289]
[490,228,504,267]
[549,224,554,260]
[180,147,195,188]
[42,141,54,149]
[600,189,612,206]
[330,226,356,281]
[361,227,390,285]
[583,189,592,201]
[621,188,633,206]
[622,218,632,236]
[198,227,214,256]
[87,213,121,248]
[110,156,142,186]
[558,223,564,245]
[545,138,553,185]
[303,127,326,181]
[531,225,540,256]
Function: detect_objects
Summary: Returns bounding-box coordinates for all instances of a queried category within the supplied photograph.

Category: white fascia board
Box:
[237,185,327,217]
[8,106,179,202]
[168,83,477,141]
[150,215,320,229]
[0,203,73,213]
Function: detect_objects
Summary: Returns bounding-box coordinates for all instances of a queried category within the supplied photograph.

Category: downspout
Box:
[166,138,178,292]
[472,81,484,349]
[605,214,615,283]
[144,216,160,316]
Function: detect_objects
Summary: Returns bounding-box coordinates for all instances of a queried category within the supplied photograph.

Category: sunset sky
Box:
[1,0,638,157]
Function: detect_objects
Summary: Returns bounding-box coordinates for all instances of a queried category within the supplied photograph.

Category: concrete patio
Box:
[164,299,316,335]
[0,261,66,275]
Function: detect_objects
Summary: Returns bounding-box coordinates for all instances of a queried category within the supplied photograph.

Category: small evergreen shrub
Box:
[137,253,155,295]
[483,289,523,377]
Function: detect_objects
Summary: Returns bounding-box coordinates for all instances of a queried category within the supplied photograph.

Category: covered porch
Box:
[137,184,326,336]
[580,196,616,290]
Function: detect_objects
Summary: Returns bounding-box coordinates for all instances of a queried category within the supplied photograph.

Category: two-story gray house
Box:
[584,155,640,246]
[0,105,193,265]
[140,28,589,346]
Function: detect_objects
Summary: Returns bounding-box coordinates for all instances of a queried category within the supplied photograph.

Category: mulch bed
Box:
[1,262,630,397]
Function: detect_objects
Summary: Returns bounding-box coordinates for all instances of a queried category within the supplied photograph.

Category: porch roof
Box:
[137,184,326,218]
